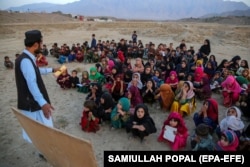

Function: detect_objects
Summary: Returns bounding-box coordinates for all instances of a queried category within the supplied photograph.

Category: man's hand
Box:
[41,103,54,119]
[53,67,61,73]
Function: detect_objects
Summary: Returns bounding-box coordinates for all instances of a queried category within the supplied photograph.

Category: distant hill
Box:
[179,16,250,25]
[0,11,75,24]
[201,9,250,18]
[7,0,250,20]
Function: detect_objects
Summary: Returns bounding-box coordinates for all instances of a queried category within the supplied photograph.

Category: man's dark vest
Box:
[15,53,50,111]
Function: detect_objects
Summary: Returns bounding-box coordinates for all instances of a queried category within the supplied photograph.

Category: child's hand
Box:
[138,125,145,131]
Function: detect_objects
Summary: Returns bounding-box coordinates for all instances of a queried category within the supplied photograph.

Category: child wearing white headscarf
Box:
[216,106,245,139]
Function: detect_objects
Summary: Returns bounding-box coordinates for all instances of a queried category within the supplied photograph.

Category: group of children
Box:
[49,36,250,151]
[5,34,249,151]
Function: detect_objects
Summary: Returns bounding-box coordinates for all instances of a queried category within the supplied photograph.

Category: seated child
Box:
[214,130,239,151]
[4,56,14,69]
[193,98,218,132]
[155,84,175,111]
[236,69,250,89]
[194,76,212,100]
[216,106,245,139]
[126,104,157,143]
[36,52,48,67]
[238,124,250,151]
[210,71,223,91]
[238,84,250,118]
[221,75,242,107]
[56,69,71,89]
[69,70,79,88]
[158,112,188,151]
[99,92,116,123]
[86,82,103,106]
[58,55,67,64]
[152,69,164,89]
[141,79,156,105]
[89,67,105,84]
[127,72,143,90]
[80,100,100,133]
[111,74,126,102]
[127,85,143,109]
[170,81,196,116]
[77,71,91,93]
[140,66,153,86]
[132,57,144,74]
[68,50,76,62]
[165,70,179,92]
[76,50,84,62]
[191,123,215,151]
[193,67,205,88]
[111,97,131,129]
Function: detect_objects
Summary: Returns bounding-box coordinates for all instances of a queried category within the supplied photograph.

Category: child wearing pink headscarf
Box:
[221,75,242,107]
[158,112,188,150]
[165,70,179,92]
[193,67,205,88]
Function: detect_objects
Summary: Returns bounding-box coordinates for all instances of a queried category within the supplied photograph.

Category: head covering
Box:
[201,76,212,95]
[220,106,244,132]
[89,67,102,81]
[166,70,178,84]
[221,75,242,93]
[101,92,115,110]
[128,85,143,107]
[25,30,42,44]
[124,70,133,83]
[195,123,209,137]
[90,82,102,95]
[118,97,130,112]
[108,60,115,71]
[117,50,125,63]
[133,103,149,121]
[184,81,195,99]
[159,84,175,109]
[205,98,219,124]
[128,72,143,89]
[163,112,188,134]
[194,67,204,82]
[82,71,89,79]
[216,130,239,151]
[196,60,203,67]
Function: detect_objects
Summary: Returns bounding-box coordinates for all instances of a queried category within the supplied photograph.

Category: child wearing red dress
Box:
[158,112,188,150]
[80,100,100,133]
[36,52,48,67]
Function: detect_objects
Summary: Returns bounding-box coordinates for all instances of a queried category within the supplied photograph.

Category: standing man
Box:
[15,30,58,155]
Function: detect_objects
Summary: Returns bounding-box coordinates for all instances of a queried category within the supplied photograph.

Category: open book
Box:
[163,125,177,142]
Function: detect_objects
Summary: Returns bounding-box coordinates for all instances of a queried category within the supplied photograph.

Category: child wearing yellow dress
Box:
[170,81,196,116]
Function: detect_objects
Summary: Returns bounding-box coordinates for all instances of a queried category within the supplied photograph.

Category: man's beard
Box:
[34,46,41,56]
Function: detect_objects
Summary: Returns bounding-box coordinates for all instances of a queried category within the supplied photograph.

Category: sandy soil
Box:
[0,12,249,167]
